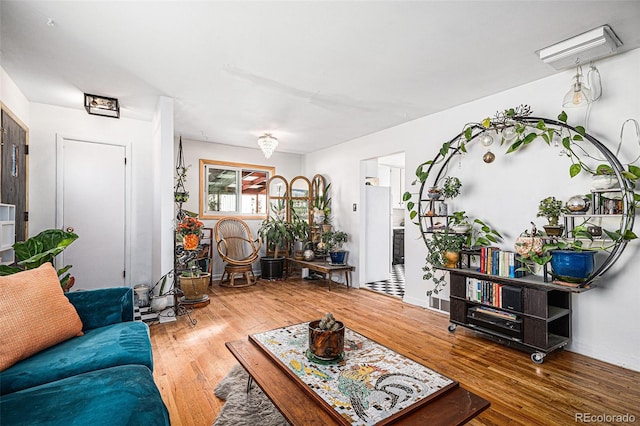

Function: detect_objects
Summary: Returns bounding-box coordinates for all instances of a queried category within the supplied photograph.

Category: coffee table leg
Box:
[246,376,253,394]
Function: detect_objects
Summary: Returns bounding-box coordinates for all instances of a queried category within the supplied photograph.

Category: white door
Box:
[56,136,128,290]
[364,186,391,282]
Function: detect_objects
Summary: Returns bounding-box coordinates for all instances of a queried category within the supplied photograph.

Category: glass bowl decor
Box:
[566,195,590,213]
[550,250,596,283]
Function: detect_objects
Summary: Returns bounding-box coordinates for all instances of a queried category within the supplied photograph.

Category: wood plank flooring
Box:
[149,278,640,425]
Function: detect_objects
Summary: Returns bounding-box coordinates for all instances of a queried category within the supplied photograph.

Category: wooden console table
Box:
[286,257,354,290]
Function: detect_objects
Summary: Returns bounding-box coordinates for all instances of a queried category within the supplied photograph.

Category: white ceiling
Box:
[2,1,640,155]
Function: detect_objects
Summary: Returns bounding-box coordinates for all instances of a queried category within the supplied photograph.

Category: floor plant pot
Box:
[308,320,345,361]
[550,250,596,283]
[260,257,285,280]
[179,273,211,300]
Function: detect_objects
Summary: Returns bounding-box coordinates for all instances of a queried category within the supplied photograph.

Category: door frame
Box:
[55,134,132,287]
[1,102,29,240]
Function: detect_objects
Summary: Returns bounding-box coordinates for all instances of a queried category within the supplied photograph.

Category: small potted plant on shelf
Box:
[179,261,210,301]
[449,210,471,234]
[537,196,567,236]
[177,215,204,251]
[290,206,310,260]
[320,230,348,264]
[442,176,462,199]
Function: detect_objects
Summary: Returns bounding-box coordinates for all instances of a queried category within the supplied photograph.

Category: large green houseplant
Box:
[0,229,79,291]
[258,215,294,279]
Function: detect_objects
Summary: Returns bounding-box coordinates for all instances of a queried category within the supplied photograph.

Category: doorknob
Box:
[66,227,75,233]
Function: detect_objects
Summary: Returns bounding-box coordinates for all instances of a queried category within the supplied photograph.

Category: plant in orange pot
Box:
[177,216,204,251]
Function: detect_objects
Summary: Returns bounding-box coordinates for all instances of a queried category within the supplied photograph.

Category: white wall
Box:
[28,102,155,288]
[178,137,304,277]
[151,97,175,288]
[305,48,640,371]
[0,66,30,126]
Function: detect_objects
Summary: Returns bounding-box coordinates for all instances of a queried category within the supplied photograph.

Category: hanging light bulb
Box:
[483,151,495,163]
[257,133,278,158]
[563,65,592,108]
[502,126,517,141]
[480,133,494,147]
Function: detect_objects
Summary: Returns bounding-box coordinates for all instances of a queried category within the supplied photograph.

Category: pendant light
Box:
[563,66,592,108]
[258,133,278,158]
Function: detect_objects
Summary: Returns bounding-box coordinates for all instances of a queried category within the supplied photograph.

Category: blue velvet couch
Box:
[0,287,170,425]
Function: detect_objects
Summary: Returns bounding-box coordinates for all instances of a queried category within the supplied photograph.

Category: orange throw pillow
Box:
[0,263,83,371]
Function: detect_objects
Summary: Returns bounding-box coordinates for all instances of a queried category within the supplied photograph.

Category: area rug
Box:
[213,364,289,426]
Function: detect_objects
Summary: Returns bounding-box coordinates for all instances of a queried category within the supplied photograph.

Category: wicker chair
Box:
[214,217,262,287]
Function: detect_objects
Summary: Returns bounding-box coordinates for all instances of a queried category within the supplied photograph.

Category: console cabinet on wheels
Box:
[447,269,593,364]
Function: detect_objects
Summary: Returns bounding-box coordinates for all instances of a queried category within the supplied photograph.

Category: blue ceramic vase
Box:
[550,250,596,283]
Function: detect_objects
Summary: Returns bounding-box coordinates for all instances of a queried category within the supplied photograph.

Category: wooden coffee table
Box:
[226,337,489,425]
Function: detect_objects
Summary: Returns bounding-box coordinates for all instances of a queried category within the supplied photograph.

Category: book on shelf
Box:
[467,277,528,313]
[473,305,518,321]
[477,247,526,278]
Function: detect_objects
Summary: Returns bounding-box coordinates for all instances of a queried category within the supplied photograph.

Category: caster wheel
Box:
[531,352,545,364]
[448,324,457,333]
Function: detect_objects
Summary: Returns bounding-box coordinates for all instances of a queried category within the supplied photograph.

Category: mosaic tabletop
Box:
[249,322,457,426]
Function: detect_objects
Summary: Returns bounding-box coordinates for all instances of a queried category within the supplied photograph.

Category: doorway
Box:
[361,152,406,298]
[56,135,131,291]
[1,108,28,242]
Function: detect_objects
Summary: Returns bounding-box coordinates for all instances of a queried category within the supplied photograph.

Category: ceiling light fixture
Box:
[257,133,278,158]
[538,25,622,70]
[563,65,592,108]
[84,93,120,118]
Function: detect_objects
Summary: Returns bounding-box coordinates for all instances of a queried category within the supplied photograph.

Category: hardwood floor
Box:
[149,278,640,425]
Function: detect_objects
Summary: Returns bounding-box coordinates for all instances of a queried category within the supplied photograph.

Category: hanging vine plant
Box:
[174,136,190,204]
[404,105,638,291]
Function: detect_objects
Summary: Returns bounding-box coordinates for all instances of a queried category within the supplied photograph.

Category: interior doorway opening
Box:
[361,152,405,298]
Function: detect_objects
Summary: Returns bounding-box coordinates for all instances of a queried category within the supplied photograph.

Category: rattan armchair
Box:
[214,217,262,287]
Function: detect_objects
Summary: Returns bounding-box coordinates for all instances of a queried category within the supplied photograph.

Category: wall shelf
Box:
[0,204,16,265]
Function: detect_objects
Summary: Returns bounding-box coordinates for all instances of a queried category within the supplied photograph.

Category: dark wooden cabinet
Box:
[448,268,591,363]
[393,228,404,265]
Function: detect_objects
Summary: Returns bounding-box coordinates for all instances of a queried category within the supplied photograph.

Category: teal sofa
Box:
[0,287,170,425]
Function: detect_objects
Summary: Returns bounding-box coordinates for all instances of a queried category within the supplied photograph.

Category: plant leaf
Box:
[575,125,586,136]
[482,118,491,128]
[558,111,568,123]
[570,163,582,177]
[402,192,412,202]
[439,142,451,157]
[536,120,546,130]
[464,127,472,141]
[506,139,523,154]
[522,132,538,145]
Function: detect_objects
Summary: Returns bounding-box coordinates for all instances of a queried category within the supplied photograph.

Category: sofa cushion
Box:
[0,263,83,372]
[66,287,134,331]
[0,321,153,394]
[0,364,170,426]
